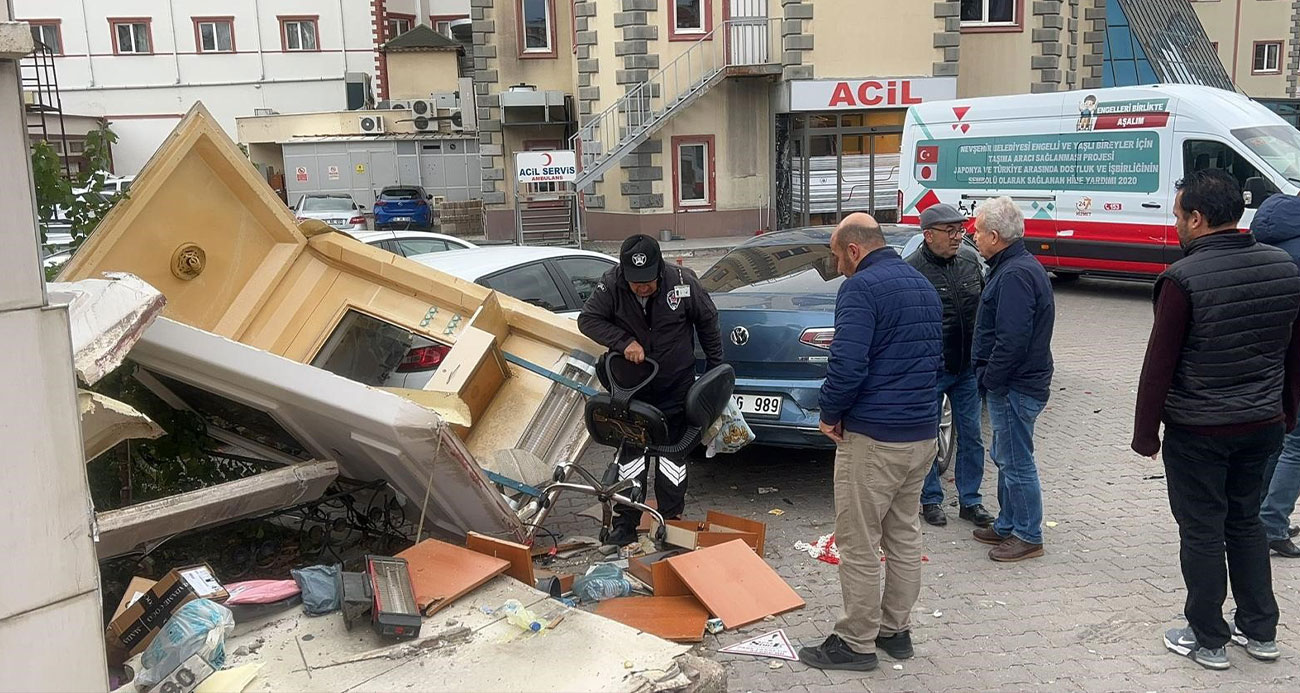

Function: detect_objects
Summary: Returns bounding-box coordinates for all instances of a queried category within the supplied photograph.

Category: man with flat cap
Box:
[907,204,993,529]
[578,234,725,547]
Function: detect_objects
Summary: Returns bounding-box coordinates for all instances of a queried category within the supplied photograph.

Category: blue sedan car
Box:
[373,185,435,231]
[697,225,957,463]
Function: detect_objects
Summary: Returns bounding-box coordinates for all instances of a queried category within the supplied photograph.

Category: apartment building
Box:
[1192,0,1300,99]
[469,0,1235,241]
[16,0,469,174]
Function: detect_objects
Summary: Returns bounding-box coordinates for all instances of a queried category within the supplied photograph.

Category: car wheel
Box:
[1052,271,1082,283]
[935,394,956,476]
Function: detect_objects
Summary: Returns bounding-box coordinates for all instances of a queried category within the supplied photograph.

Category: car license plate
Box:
[393,216,411,222]
[732,394,781,417]
[328,218,346,227]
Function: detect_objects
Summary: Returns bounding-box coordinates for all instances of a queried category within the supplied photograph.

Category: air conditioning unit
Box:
[412,115,435,132]
[432,92,458,110]
[253,107,277,116]
[358,115,387,133]
[410,99,434,117]
[386,100,412,111]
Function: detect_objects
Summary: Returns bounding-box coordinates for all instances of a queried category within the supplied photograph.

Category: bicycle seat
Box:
[584,353,735,457]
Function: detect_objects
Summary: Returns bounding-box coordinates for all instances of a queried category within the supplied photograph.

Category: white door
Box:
[728,0,768,66]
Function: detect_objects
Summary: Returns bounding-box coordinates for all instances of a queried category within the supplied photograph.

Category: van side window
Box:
[1183,140,1264,191]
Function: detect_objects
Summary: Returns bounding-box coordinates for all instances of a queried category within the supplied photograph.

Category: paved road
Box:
[558,275,1300,692]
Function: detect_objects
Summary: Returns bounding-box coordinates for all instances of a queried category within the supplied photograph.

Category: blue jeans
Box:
[1261,427,1300,542]
[987,389,1046,545]
[921,369,985,508]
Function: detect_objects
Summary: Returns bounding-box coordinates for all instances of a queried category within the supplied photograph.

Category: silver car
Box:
[292,193,368,231]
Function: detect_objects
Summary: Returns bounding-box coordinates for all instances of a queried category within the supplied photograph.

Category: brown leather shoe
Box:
[972,527,1008,545]
[989,536,1045,562]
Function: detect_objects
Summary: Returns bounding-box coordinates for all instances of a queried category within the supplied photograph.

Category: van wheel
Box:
[1053,271,1082,283]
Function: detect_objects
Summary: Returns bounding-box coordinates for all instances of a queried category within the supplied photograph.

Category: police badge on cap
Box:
[620,234,662,283]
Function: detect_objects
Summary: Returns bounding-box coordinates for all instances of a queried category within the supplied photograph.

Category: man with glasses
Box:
[907,204,993,529]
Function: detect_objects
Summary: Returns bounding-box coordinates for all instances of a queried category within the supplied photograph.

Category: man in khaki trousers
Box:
[798,214,944,672]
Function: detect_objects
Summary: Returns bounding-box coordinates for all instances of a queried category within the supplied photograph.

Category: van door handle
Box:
[1142,202,1162,209]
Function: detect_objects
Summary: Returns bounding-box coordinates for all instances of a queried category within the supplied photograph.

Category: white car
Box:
[351,230,477,258]
[383,246,617,389]
[292,193,368,232]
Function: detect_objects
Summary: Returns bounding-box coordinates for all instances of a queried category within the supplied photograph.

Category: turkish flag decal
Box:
[916,145,939,164]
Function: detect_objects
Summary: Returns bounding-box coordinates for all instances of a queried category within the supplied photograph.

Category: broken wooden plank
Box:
[595,596,710,643]
[665,539,805,629]
[94,460,338,559]
[465,532,535,586]
[396,539,509,616]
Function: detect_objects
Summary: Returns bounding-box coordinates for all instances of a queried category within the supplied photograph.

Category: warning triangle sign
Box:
[718,629,799,661]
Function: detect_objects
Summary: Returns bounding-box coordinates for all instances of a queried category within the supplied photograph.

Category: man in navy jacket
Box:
[970,196,1055,563]
[798,213,942,672]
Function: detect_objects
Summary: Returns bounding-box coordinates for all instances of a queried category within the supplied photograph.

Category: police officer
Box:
[578,234,725,547]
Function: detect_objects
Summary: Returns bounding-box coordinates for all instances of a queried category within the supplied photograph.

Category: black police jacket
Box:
[906,242,984,375]
[577,262,724,409]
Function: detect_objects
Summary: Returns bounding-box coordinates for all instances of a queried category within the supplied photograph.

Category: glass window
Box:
[1184,139,1266,191]
[554,257,615,304]
[301,195,356,212]
[114,22,151,54]
[30,24,60,54]
[1113,59,1139,86]
[675,0,704,32]
[521,0,552,52]
[961,0,1015,25]
[1234,125,1300,183]
[1254,42,1282,73]
[144,370,309,459]
[436,21,453,36]
[386,17,412,39]
[1137,59,1159,84]
[678,141,710,207]
[198,20,234,53]
[380,187,424,200]
[282,19,318,51]
[311,311,418,387]
[482,263,567,311]
[397,238,450,256]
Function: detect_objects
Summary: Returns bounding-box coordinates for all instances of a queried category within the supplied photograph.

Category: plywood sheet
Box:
[465,532,535,585]
[595,596,709,643]
[396,539,510,616]
[665,539,804,629]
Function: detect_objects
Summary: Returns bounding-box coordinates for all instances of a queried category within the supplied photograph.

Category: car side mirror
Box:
[427,194,434,200]
[358,204,367,209]
[1244,177,1276,209]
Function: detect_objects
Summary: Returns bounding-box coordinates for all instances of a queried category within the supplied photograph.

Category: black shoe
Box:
[959,504,995,528]
[1270,538,1300,558]
[921,504,948,527]
[1290,525,1299,538]
[604,525,638,548]
[797,634,878,672]
[875,631,914,660]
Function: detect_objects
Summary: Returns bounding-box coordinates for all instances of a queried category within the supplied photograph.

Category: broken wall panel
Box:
[129,317,525,541]
[94,460,339,559]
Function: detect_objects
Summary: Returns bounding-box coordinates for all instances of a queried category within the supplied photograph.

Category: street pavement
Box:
[558,274,1300,692]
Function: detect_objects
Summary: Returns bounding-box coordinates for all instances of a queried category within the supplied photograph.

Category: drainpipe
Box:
[1231,0,1243,83]
[164,0,180,84]
[254,0,266,81]
[338,0,349,77]
[80,0,95,86]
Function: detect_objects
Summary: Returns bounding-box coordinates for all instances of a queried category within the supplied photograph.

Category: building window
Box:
[110,19,152,55]
[435,20,453,36]
[961,0,1016,24]
[194,17,235,53]
[431,14,467,37]
[280,16,319,52]
[519,0,556,57]
[669,0,712,40]
[28,21,62,54]
[1101,0,1159,87]
[386,13,414,40]
[1254,41,1283,74]
[673,135,715,210]
[67,140,85,155]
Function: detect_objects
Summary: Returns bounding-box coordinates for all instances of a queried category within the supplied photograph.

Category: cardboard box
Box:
[104,564,228,665]
[112,576,158,621]
[663,511,766,557]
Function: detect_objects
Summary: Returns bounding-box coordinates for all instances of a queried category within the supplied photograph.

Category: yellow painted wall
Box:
[386,51,462,99]
[805,1,942,78]
[491,0,578,94]
[959,32,1035,97]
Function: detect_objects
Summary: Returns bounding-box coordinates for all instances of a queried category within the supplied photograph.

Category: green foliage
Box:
[31,124,124,253]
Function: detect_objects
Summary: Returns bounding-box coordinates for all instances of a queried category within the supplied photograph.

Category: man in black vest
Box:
[1132,169,1300,670]
[906,204,993,529]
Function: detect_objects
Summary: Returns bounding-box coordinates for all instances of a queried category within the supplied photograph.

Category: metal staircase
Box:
[569,17,775,191]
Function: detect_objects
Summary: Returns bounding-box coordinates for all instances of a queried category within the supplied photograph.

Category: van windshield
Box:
[1233,125,1300,183]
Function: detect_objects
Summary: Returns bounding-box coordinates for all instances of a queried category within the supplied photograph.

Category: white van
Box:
[898,84,1300,279]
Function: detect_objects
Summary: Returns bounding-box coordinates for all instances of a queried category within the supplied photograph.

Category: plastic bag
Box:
[224,579,301,605]
[571,563,631,603]
[291,564,341,615]
[702,399,756,457]
[137,599,235,688]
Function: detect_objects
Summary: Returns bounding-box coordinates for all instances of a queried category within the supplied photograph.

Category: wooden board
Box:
[594,596,710,643]
[465,531,535,585]
[665,539,804,629]
[396,539,510,616]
